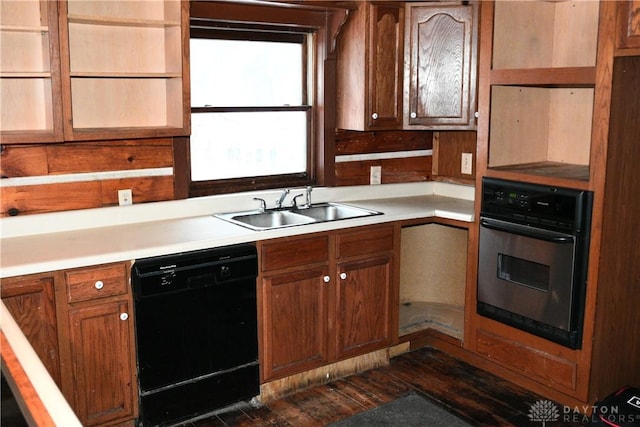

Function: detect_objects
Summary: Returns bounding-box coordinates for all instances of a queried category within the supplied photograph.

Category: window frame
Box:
[189,29,313,194]
[175,1,342,199]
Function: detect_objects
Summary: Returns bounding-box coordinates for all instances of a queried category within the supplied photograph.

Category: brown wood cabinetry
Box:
[336,1,477,131]
[1,0,189,144]
[403,2,478,130]
[0,0,64,143]
[1,273,61,385]
[617,0,640,50]
[467,0,640,407]
[2,261,138,426]
[335,226,394,359]
[336,2,404,131]
[480,0,599,187]
[58,0,189,141]
[258,225,398,383]
[57,262,137,426]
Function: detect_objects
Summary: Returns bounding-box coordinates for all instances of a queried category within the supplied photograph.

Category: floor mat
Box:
[327,392,472,427]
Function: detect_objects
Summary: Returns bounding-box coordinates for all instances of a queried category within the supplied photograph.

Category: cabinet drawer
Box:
[476,329,577,391]
[261,235,329,272]
[65,263,129,303]
[337,225,395,259]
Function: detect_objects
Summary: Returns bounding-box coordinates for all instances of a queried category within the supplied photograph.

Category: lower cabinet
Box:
[258,224,398,383]
[57,262,138,426]
[1,273,61,386]
[1,262,138,426]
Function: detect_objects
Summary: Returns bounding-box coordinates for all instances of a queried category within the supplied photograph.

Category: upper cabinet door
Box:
[403,2,478,130]
[58,0,190,141]
[0,0,64,144]
[366,4,404,130]
[336,2,404,131]
[617,0,640,50]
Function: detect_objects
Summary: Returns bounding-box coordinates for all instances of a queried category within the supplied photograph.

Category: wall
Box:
[1,139,175,216]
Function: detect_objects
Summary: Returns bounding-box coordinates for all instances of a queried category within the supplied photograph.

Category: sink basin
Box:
[214,202,382,231]
[293,203,381,222]
[223,210,315,230]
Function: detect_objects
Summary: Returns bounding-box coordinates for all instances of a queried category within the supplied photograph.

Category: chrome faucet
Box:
[275,189,290,209]
[253,197,266,213]
[305,186,313,208]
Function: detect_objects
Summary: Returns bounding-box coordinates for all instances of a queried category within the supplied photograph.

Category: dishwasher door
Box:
[132,244,259,426]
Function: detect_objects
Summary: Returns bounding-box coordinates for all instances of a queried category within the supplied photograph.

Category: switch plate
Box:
[370,166,382,185]
[461,153,473,175]
[118,189,133,206]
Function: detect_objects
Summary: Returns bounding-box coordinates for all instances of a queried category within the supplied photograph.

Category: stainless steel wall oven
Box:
[478,177,593,349]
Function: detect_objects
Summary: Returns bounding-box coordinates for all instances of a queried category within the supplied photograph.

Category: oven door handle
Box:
[480,217,575,243]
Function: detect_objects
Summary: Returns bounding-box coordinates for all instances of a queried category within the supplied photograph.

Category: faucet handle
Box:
[305,186,313,207]
[253,197,266,212]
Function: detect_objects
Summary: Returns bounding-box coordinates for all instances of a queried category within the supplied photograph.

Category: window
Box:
[189,28,314,195]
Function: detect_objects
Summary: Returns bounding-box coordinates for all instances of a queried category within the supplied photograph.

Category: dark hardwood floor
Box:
[180,346,589,427]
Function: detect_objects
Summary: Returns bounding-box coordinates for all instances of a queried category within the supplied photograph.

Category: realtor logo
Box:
[628,395,640,409]
[528,400,560,426]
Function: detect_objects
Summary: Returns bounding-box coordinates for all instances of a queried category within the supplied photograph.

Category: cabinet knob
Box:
[120,313,129,321]
[340,272,347,280]
[371,112,378,120]
[323,276,330,283]
[94,280,104,290]
[410,112,417,119]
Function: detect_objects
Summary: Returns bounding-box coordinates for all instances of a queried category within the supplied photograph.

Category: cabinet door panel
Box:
[617,0,640,49]
[260,268,330,381]
[404,3,477,129]
[1,274,61,385]
[336,256,392,359]
[368,4,404,129]
[66,300,135,426]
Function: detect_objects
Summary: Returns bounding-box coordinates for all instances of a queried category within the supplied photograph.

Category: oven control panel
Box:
[481,177,593,232]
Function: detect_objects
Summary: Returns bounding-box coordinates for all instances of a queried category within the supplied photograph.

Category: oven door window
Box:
[497,253,550,292]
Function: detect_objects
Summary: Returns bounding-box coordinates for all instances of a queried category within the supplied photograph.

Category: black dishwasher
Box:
[131,244,259,426]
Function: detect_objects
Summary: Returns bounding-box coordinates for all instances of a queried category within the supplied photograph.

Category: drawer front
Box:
[261,235,329,272]
[65,263,129,303]
[476,329,577,391]
[337,225,395,259]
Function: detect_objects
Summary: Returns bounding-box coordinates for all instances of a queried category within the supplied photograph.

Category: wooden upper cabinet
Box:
[403,2,478,130]
[57,0,190,141]
[337,2,404,131]
[0,0,64,144]
[617,0,640,50]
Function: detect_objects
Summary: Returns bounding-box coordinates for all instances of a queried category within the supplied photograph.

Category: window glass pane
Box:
[190,112,307,181]
[190,38,303,107]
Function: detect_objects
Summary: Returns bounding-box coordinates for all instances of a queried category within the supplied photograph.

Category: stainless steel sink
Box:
[214,202,382,231]
[293,203,381,222]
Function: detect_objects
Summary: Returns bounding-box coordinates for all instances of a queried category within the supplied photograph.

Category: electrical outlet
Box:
[370,165,382,185]
[461,153,473,175]
[118,189,133,206]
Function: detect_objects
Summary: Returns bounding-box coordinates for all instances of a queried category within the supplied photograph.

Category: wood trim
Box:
[1,332,57,427]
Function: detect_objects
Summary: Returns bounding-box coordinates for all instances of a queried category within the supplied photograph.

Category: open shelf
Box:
[67,14,180,28]
[492,1,599,70]
[486,1,600,185]
[488,86,593,170]
[399,224,467,341]
[61,0,187,137]
[399,301,464,339]
[0,0,60,141]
